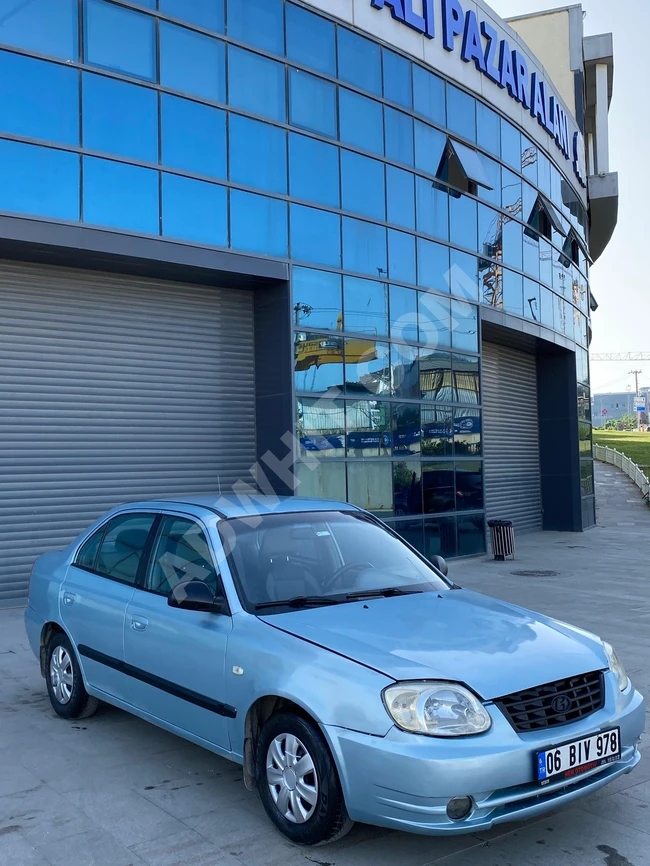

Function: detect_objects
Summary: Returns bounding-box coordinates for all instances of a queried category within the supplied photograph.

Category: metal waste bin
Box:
[487,519,515,561]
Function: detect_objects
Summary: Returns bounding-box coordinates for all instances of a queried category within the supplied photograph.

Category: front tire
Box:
[256,712,353,846]
[45,632,99,720]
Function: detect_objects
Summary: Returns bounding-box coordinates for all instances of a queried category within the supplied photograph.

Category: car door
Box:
[61,512,158,703]
[123,513,233,751]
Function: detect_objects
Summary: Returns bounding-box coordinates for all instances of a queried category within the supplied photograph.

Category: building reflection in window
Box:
[391,343,420,399]
[392,404,421,456]
[454,408,481,455]
[296,397,345,459]
[346,399,391,456]
[453,354,480,404]
[420,350,453,401]
[421,406,453,457]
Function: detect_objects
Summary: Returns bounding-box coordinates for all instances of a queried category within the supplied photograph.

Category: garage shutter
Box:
[482,342,542,536]
[0,260,255,605]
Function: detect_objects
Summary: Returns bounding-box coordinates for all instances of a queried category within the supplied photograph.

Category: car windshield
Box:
[217,510,449,613]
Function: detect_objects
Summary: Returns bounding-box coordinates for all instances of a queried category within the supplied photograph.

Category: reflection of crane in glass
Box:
[521,145,538,172]
[481,190,523,308]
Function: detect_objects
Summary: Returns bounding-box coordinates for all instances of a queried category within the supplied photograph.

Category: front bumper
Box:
[323,673,645,835]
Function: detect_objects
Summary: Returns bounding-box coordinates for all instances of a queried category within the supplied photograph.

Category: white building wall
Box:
[506,8,576,119]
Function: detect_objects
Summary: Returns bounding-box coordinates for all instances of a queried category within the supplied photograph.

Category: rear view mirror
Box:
[168,579,223,613]
[429,555,449,577]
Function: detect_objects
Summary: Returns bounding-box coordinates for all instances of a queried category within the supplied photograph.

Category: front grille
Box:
[496,671,605,733]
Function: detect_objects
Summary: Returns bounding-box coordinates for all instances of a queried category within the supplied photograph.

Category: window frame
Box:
[72,512,160,587]
[126,510,231,614]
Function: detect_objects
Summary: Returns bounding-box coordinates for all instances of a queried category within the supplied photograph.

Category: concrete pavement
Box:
[0,461,648,866]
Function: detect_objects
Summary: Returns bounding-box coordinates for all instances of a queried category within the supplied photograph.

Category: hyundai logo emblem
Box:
[551,695,572,713]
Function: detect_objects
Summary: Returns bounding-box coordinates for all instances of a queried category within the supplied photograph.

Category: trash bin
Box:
[487,519,515,561]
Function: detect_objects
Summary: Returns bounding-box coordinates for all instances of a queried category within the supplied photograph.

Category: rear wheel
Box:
[256,712,353,845]
[45,632,99,720]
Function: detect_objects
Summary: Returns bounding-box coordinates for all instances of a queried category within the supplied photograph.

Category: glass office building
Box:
[0,0,617,603]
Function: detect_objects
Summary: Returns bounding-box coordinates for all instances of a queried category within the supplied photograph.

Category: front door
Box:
[61,512,158,703]
[124,513,232,751]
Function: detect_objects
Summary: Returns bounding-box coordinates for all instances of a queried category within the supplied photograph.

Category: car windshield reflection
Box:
[218,511,449,613]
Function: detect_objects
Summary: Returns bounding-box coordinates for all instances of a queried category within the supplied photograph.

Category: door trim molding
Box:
[77,644,237,718]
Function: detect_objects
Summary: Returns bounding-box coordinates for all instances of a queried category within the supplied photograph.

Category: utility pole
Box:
[630,369,643,431]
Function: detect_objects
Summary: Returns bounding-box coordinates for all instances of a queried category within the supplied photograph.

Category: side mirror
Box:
[168,579,224,613]
[429,554,449,577]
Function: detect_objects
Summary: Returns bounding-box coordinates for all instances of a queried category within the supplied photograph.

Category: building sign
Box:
[370,0,587,188]
[636,396,646,413]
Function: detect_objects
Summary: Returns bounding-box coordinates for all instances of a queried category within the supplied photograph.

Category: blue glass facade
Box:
[0,0,593,555]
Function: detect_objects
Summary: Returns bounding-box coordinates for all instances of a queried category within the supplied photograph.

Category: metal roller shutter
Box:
[482,342,542,535]
[0,261,255,605]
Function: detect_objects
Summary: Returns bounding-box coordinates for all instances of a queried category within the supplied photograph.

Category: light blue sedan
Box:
[25,496,644,845]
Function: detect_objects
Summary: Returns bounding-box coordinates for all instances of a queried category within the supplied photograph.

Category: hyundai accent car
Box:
[25,496,644,845]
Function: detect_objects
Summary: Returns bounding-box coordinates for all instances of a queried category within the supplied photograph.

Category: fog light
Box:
[446,796,473,821]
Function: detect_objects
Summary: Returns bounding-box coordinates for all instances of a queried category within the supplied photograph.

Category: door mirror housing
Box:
[429,554,449,577]
[168,579,225,613]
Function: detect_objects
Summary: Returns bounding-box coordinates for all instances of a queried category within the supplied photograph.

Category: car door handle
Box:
[131,616,148,632]
[62,592,77,606]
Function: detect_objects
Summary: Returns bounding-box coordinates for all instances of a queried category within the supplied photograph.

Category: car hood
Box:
[260,589,608,700]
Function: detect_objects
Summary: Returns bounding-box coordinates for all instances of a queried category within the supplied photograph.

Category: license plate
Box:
[536,727,621,786]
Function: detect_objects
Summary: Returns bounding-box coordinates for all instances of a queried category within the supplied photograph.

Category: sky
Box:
[489,0,649,395]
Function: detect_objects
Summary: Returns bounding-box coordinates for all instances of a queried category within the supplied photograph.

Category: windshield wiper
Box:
[346,587,423,600]
[255,595,339,610]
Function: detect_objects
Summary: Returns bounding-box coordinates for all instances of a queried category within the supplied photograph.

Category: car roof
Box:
[116,494,359,519]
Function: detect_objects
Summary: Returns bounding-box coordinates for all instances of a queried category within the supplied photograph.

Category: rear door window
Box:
[93,513,157,585]
[75,527,105,571]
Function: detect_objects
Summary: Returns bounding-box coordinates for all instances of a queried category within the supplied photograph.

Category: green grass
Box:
[593,430,650,467]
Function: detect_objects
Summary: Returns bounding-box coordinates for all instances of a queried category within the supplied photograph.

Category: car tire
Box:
[45,632,100,720]
[256,712,353,846]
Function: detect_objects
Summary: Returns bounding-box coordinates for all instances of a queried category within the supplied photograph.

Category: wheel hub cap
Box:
[266,733,318,824]
[282,767,297,790]
[49,646,73,705]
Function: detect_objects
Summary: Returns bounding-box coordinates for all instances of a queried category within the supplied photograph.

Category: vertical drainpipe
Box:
[595,62,610,174]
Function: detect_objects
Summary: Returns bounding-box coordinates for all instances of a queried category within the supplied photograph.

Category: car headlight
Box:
[603,641,629,691]
[383,681,492,737]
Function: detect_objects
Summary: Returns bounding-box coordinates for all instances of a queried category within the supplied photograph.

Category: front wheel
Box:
[256,712,353,845]
[45,632,99,720]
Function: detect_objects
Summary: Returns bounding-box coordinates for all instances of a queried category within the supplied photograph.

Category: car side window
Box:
[75,527,105,571]
[94,513,157,585]
[146,516,219,596]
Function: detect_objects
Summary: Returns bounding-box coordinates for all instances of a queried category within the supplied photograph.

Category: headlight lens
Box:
[383,681,492,737]
[603,641,629,691]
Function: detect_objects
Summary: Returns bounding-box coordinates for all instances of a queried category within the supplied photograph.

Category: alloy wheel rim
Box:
[49,646,73,705]
[266,733,318,824]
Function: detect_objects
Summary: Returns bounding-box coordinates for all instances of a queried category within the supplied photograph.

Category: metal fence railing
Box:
[594,444,650,500]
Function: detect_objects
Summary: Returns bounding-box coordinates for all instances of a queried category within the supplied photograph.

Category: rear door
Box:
[61,512,158,702]
[124,513,233,750]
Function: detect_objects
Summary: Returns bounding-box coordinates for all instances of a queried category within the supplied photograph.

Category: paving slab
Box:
[0,462,647,866]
